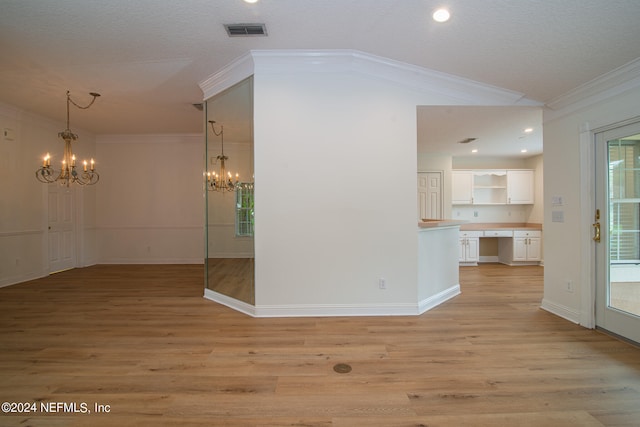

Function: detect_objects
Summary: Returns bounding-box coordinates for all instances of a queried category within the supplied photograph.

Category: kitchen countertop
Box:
[418,219,468,229]
[459,222,542,231]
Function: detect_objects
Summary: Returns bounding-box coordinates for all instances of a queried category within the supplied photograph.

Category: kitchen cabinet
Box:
[499,230,542,265]
[459,231,481,265]
[452,169,534,205]
[451,170,473,204]
[472,170,507,204]
[507,170,535,204]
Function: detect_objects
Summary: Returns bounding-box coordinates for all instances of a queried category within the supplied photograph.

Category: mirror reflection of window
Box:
[235,183,254,237]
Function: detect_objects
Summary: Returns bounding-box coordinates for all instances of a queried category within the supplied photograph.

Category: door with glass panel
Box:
[595,121,640,344]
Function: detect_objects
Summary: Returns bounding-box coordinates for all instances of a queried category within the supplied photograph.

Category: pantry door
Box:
[417,172,443,220]
[594,121,640,344]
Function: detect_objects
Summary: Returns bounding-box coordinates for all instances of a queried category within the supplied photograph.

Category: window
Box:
[609,141,640,262]
[235,183,254,237]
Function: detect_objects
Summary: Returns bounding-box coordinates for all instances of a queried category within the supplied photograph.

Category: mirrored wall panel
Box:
[205,77,254,305]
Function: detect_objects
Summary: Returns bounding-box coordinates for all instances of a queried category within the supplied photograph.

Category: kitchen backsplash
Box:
[453,205,533,223]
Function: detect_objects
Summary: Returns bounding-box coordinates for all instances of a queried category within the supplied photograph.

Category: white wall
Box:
[542,83,640,325]
[95,134,204,264]
[0,102,98,287]
[254,72,420,309]
[525,154,544,224]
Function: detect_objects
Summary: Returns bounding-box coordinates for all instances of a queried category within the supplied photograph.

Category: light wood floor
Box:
[1,264,639,426]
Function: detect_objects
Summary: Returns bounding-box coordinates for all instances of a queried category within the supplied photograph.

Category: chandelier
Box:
[35,90,101,186]
[206,120,239,192]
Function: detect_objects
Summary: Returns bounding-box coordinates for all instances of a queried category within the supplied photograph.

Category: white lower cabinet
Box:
[459,231,481,265]
[499,230,542,265]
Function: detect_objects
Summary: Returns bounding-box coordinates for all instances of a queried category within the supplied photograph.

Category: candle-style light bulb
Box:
[83,160,88,172]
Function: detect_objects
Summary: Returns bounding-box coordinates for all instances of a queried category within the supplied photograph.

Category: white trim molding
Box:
[546,57,640,120]
[418,284,461,314]
[540,299,581,324]
[199,49,542,106]
[204,284,461,318]
[204,288,256,317]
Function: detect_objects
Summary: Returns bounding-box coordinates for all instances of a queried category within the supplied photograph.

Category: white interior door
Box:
[595,121,640,344]
[48,184,76,273]
[417,172,443,220]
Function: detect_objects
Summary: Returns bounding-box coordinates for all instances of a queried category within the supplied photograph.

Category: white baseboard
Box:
[204,284,462,318]
[418,284,461,314]
[204,288,256,316]
[0,271,46,288]
[253,302,419,317]
[540,298,580,324]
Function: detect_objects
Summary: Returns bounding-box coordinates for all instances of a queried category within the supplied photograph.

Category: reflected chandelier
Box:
[206,120,239,192]
[35,90,101,186]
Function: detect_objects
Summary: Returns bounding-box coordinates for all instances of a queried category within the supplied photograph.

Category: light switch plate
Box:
[552,211,564,222]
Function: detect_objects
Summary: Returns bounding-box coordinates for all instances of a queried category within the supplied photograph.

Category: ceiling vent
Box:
[192,103,203,111]
[224,23,268,37]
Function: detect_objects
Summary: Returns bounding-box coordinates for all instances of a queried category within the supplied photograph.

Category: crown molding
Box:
[199,49,541,106]
[545,57,640,120]
[199,52,255,101]
[252,49,539,105]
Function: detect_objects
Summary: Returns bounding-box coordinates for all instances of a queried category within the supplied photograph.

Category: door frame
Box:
[579,116,640,329]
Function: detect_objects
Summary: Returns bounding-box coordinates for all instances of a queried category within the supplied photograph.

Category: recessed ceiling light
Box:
[433,8,451,23]
[472,149,478,153]
[244,0,259,3]
[521,149,528,153]
[524,127,533,133]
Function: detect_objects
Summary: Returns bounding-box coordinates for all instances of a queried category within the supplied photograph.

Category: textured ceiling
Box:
[1,0,640,153]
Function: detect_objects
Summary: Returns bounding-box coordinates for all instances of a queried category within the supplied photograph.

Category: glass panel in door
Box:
[595,122,640,344]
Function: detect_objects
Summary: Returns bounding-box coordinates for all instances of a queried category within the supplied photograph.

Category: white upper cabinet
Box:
[506,170,535,204]
[451,170,473,204]
[452,169,535,205]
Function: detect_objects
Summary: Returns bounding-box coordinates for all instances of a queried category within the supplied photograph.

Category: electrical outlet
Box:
[378,278,386,289]
[565,280,574,293]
